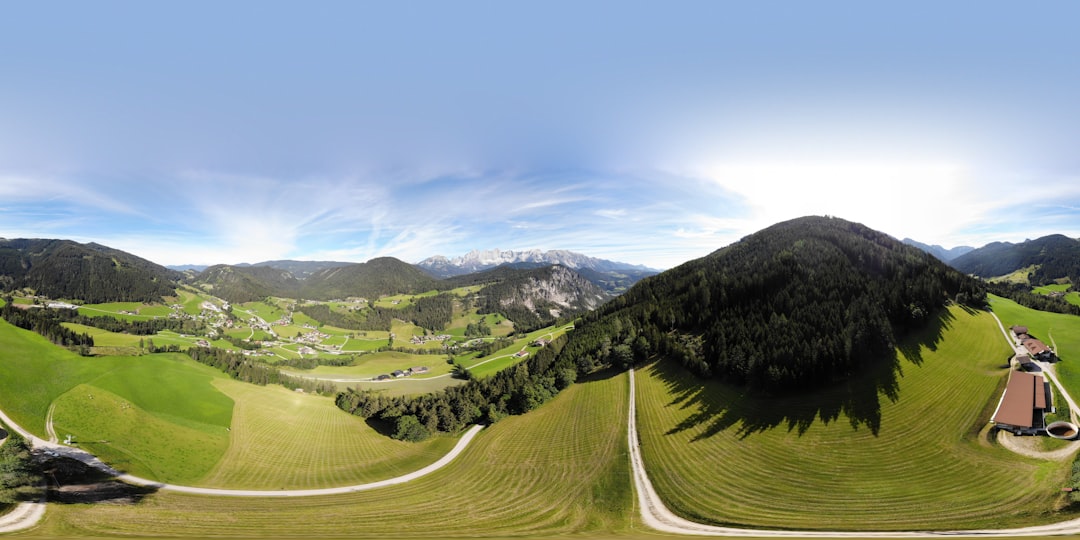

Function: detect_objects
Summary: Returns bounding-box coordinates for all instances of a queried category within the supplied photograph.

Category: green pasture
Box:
[444,310,512,338]
[990,295,1080,400]
[52,383,230,485]
[175,289,208,315]
[989,264,1038,284]
[1032,284,1080,307]
[198,379,456,489]
[340,334,393,352]
[467,324,574,379]
[36,370,632,538]
[635,305,1070,531]
[285,351,449,380]
[60,323,203,350]
[0,318,131,432]
[77,302,173,321]
[233,301,285,322]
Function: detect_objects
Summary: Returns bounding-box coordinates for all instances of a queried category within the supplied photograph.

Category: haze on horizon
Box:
[2,1,1079,269]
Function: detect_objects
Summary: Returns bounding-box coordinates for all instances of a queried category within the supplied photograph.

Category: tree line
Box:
[0,303,94,350]
[186,347,337,394]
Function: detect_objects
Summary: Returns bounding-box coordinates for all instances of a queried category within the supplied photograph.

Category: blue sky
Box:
[2,1,1079,269]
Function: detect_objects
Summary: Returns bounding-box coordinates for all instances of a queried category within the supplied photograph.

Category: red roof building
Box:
[992,371,1049,434]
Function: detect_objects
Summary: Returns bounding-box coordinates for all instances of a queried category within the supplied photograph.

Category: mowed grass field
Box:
[0,319,463,490]
[635,305,1073,531]
[35,371,632,538]
[198,380,456,489]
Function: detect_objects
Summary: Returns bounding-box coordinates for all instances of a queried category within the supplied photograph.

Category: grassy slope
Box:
[198,379,456,489]
[636,305,1071,531]
[37,372,631,538]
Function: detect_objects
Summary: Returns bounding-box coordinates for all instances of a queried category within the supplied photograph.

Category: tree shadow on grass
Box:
[43,456,158,505]
[652,308,957,440]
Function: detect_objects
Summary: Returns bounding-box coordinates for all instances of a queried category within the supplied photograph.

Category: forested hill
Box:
[0,238,178,303]
[949,234,1080,284]
[558,216,987,391]
[196,265,302,303]
[300,257,440,300]
[195,257,439,302]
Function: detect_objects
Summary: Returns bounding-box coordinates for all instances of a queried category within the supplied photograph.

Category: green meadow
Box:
[34,371,632,538]
[1032,283,1080,307]
[990,294,1080,400]
[635,305,1072,531]
[0,319,462,489]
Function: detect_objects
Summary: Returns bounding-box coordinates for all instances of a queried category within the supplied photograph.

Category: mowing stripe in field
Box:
[635,305,1072,531]
[197,380,456,489]
[34,372,632,537]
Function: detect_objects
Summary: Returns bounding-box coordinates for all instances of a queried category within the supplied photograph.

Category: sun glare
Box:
[701,161,976,242]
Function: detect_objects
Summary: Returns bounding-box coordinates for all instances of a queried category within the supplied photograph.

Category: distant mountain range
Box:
[417,249,658,294]
[901,239,974,262]
[417,248,657,277]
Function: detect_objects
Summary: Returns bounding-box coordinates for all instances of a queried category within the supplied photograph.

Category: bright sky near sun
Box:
[2,1,1079,269]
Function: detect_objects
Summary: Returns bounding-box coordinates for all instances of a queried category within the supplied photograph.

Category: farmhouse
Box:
[991,371,1051,435]
[1011,325,1028,337]
[1021,338,1055,361]
[410,366,429,375]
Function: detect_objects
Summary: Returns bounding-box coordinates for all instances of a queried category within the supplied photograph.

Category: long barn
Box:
[991,371,1050,435]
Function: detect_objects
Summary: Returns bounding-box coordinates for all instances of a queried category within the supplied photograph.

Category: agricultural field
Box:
[1033,283,1080,307]
[32,370,632,538]
[78,301,173,321]
[989,264,1038,284]
[197,380,457,489]
[635,305,1073,531]
[0,319,460,490]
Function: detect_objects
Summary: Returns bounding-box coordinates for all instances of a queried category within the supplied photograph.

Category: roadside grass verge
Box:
[198,380,456,489]
[37,371,632,537]
[635,305,1073,531]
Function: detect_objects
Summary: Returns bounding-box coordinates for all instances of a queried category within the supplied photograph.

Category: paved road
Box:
[627,367,1080,537]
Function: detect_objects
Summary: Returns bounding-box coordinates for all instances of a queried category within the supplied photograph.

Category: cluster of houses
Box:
[409,334,452,345]
[1010,325,1056,367]
[373,366,430,381]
